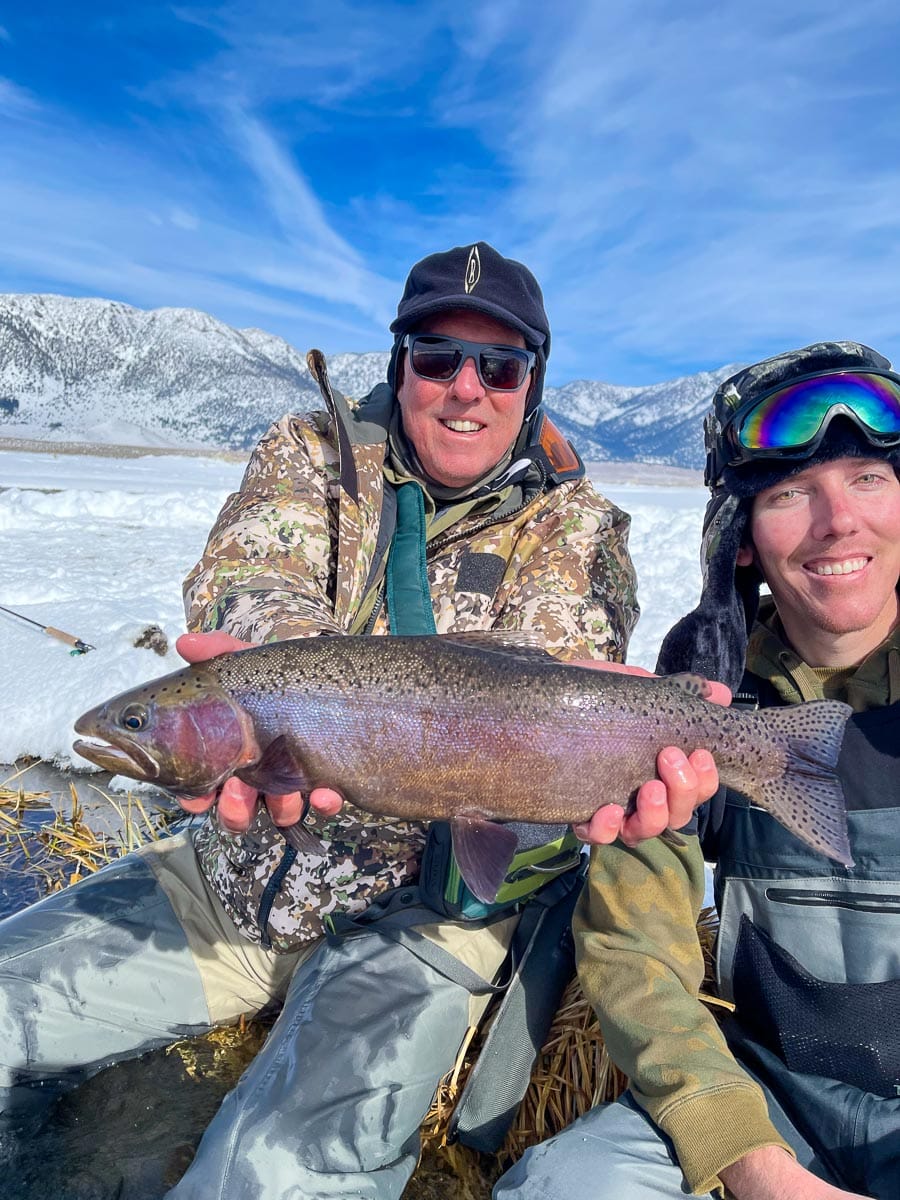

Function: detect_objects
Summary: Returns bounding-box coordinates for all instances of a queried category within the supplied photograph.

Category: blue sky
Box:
[2,0,900,385]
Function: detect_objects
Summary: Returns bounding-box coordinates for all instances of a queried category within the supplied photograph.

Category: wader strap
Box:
[325,887,507,996]
[448,862,587,1152]
[385,482,437,635]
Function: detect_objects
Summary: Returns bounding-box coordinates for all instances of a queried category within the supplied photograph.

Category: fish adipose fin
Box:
[237,734,311,795]
[664,672,716,701]
[450,814,520,904]
[748,701,854,868]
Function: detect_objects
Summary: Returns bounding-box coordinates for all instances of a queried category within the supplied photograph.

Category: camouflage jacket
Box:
[575,609,900,1195]
[183,353,638,952]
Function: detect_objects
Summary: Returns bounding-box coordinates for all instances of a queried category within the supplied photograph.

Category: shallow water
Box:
[0,759,175,920]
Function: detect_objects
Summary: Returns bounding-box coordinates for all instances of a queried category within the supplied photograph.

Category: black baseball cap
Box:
[388,242,550,412]
[390,241,550,352]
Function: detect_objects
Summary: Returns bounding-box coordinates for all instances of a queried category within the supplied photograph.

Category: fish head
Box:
[72,664,261,796]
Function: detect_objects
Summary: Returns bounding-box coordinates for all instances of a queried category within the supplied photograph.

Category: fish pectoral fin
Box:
[237,734,311,795]
[450,815,520,905]
[662,672,715,700]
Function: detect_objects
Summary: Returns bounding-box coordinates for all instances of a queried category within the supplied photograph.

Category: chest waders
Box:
[700,676,900,1194]
[326,479,587,1152]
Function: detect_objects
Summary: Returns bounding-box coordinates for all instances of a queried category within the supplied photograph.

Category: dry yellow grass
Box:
[408,904,723,1197]
[0,764,175,893]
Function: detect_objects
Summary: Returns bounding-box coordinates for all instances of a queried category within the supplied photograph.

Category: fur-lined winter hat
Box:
[386,242,551,414]
[656,341,900,691]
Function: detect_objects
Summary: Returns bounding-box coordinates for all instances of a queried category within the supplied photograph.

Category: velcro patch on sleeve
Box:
[456,551,507,597]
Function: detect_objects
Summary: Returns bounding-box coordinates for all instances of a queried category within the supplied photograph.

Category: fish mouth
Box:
[72,736,161,781]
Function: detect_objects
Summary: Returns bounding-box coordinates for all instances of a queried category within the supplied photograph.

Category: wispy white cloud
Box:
[3,0,900,384]
[218,105,396,322]
[456,0,900,377]
[0,76,37,114]
[0,128,391,353]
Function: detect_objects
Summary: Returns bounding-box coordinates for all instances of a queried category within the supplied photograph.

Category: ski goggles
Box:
[402,333,536,391]
[709,370,900,482]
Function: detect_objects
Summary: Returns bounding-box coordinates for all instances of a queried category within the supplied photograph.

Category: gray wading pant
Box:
[491,1089,825,1199]
[493,1074,900,1200]
[0,830,516,1199]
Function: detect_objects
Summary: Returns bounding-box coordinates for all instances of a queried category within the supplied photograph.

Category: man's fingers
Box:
[705,681,732,707]
[571,659,654,677]
[572,803,626,845]
[308,787,344,817]
[216,777,260,832]
[618,748,720,846]
[176,630,253,664]
[619,780,670,846]
[175,790,218,815]
[572,660,731,709]
[687,748,719,805]
[266,792,306,827]
[651,746,719,832]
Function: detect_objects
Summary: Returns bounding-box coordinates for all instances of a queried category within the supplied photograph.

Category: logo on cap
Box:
[464,245,481,294]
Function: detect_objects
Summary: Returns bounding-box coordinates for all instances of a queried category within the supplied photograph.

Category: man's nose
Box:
[450,356,485,401]
[813,493,858,539]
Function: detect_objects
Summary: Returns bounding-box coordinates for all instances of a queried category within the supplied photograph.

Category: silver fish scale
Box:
[201,637,785,824]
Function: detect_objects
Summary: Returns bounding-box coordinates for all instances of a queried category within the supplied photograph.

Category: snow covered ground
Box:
[0,445,710,773]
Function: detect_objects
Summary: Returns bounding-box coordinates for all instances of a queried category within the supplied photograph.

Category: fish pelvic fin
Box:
[747,700,854,868]
[450,815,520,904]
[280,819,325,856]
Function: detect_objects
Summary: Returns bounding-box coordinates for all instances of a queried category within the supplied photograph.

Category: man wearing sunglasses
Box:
[496,341,900,1200]
[0,242,720,1200]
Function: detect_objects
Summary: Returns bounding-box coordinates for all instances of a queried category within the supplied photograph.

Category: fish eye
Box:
[120,704,148,732]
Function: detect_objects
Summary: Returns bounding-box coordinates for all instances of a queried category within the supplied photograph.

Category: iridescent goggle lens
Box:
[736,371,900,456]
[405,334,535,391]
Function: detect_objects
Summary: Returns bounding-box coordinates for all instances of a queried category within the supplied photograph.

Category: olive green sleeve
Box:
[574,836,792,1194]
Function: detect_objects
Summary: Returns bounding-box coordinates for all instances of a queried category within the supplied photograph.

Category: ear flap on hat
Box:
[655,495,759,693]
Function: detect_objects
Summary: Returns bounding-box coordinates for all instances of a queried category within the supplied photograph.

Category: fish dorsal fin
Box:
[437,630,553,665]
[661,672,715,700]
[450,814,520,903]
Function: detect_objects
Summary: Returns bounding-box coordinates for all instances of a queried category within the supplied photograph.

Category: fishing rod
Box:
[0,604,95,654]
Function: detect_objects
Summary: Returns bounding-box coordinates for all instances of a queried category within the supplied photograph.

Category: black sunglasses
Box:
[403,334,536,392]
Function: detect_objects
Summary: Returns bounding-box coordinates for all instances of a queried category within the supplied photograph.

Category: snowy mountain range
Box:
[0,294,739,467]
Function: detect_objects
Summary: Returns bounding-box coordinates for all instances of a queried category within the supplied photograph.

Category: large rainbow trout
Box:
[73,633,854,901]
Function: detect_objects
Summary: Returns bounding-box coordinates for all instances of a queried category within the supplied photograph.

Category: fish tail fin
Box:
[747,700,853,867]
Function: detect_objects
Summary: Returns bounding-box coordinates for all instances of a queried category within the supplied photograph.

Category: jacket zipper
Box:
[766,886,900,913]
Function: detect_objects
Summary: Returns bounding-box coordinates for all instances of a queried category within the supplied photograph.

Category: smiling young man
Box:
[0,242,720,1200]
[495,342,900,1200]
[742,458,900,665]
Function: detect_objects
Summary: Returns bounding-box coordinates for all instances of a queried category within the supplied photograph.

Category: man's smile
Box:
[440,418,486,433]
[804,555,870,577]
